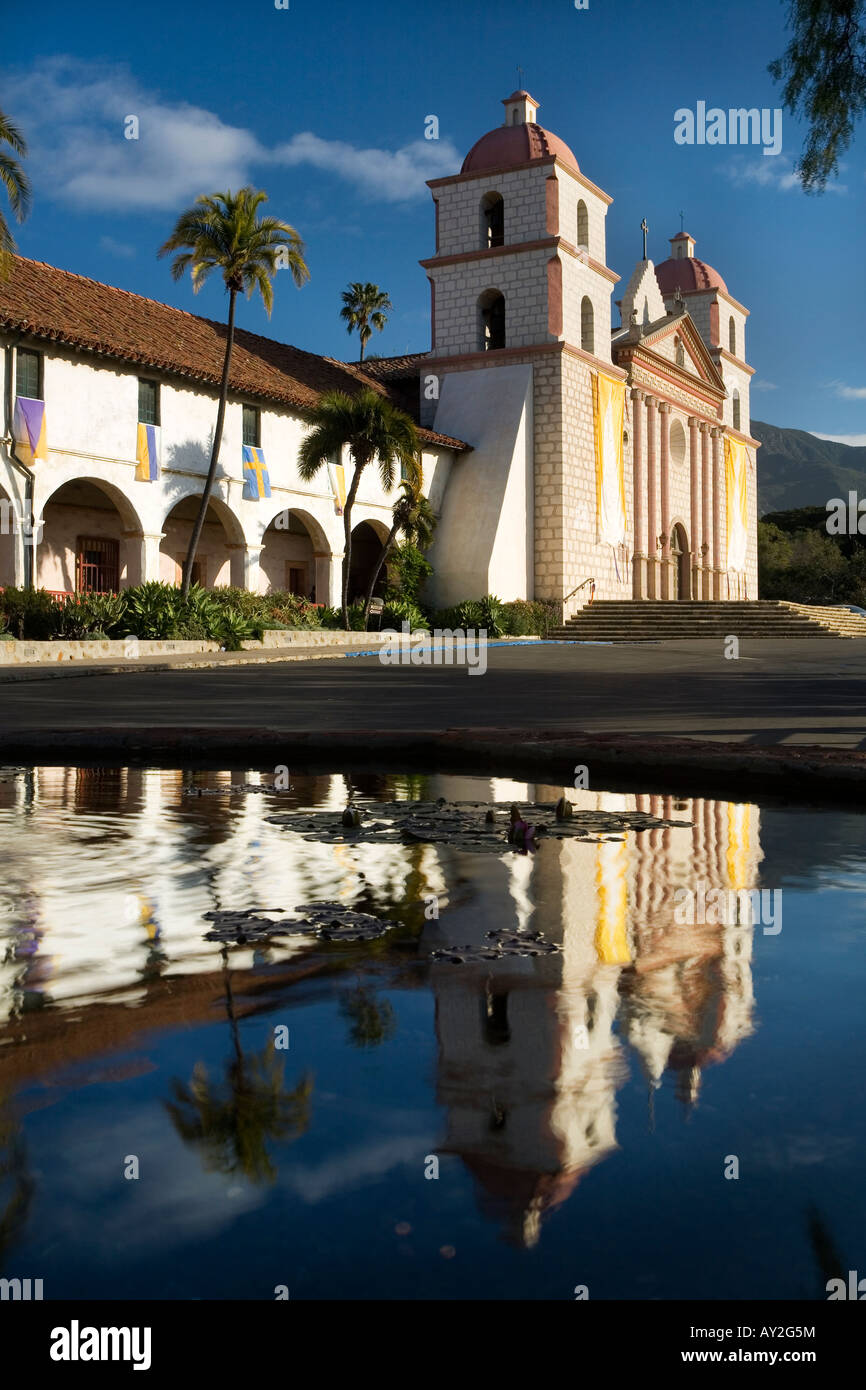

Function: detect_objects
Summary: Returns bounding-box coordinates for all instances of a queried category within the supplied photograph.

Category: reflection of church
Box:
[424,781,761,1247]
[0,767,760,1249]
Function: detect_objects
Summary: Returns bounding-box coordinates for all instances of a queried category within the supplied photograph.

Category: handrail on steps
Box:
[562,577,596,607]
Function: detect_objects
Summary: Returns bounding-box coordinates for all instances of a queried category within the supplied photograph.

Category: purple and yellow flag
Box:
[13,397,48,464]
[135,423,160,481]
[242,444,271,501]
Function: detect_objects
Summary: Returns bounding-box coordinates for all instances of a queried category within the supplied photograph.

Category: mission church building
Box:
[0,90,759,610]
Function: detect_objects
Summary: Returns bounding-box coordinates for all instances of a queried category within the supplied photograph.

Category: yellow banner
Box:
[592,373,627,547]
[724,437,749,572]
[328,460,347,515]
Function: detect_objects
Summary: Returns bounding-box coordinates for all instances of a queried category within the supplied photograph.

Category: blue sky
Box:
[4,0,865,442]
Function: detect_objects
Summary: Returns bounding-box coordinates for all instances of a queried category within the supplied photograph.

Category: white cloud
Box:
[270,132,461,202]
[723,156,847,194]
[812,432,866,447]
[5,56,457,212]
[828,382,866,400]
[5,57,263,211]
[752,380,778,391]
[98,234,136,258]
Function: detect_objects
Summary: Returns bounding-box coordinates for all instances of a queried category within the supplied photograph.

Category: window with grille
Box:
[138,379,160,424]
[76,538,120,593]
[16,348,42,400]
[242,405,260,446]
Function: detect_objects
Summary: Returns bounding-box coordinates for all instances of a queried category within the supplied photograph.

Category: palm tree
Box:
[340,282,392,362]
[298,388,420,628]
[159,187,309,597]
[0,110,31,278]
[164,948,312,1184]
[362,478,436,627]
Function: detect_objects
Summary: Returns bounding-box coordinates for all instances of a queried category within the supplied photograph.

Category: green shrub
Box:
[386,543,432,603]
[123,582,184,639]
[383,597,430,631]
[0,587,63,640]
[56,592,127,640]
[214,605,257,651]
[499,598,561,637]
[433,596,497,633]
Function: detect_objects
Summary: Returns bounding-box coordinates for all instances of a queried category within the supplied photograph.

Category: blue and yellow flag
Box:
[13,397,48,464]
[242,444,271,501]
[135,423,160,481]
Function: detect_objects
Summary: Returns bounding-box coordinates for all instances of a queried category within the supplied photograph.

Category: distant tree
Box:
[159,187,309,596]
[340,282,392,361]
[769,0,866,191]
[0,110,31,277]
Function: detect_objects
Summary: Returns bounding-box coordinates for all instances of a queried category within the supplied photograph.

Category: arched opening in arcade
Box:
[670,522,691,600]
[347,520,388,605]
[160,495,244,589]
[259,508,331,602]
[38,479,142,594]
[0,483,18,587]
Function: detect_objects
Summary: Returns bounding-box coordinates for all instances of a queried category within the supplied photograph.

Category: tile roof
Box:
[0,256,469,452]
[358,352,431,379]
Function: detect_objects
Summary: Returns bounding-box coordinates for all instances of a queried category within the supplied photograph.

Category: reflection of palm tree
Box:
[339,983,396,1048]
[0,1092,34,1270]
[165,949,312,1183]
[807,1205,847,1298]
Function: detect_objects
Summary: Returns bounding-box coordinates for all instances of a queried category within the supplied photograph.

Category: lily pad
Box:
[202,902,400,944]
[431,927,561,964]
[266,798,690,854]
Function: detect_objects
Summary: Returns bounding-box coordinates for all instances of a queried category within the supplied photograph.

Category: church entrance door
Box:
[671,524,690,600]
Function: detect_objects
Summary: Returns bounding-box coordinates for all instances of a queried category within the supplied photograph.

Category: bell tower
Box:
[421,91,617,369]
[421,94,626,613]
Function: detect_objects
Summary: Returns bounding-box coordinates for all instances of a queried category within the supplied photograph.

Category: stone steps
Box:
[549,599,866,641]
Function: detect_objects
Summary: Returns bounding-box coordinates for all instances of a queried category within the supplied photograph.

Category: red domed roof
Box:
[461,122,580,175]
[655,256,728,295]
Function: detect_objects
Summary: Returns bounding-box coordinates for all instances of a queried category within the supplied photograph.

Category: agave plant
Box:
[123,582,184,639]
[57,592,127,640]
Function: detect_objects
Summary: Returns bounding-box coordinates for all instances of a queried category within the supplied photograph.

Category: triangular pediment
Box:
[638,312,725,391]
[613,309,726,399]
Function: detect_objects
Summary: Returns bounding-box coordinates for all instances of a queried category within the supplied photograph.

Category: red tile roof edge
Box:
[0,256,469,453]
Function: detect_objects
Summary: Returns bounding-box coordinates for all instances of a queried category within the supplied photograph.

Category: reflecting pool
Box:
[0,767,864,1299]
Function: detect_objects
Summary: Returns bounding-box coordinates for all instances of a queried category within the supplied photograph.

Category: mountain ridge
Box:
[752,420,866,515]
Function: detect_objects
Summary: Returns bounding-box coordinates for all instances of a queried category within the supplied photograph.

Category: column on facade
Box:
[658,402,673,600]
[240,543,263,593]
[313,551,337,607]
[711,428,723,599]
[135,532,164,585]
[700,424,712,599]
[688,417,701,601]
[630,389,646,599]
[644,396,658,599]
[321,551,344,609]
[226,543,248,589]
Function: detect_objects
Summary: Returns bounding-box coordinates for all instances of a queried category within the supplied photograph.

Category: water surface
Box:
[0,767,863,1300]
